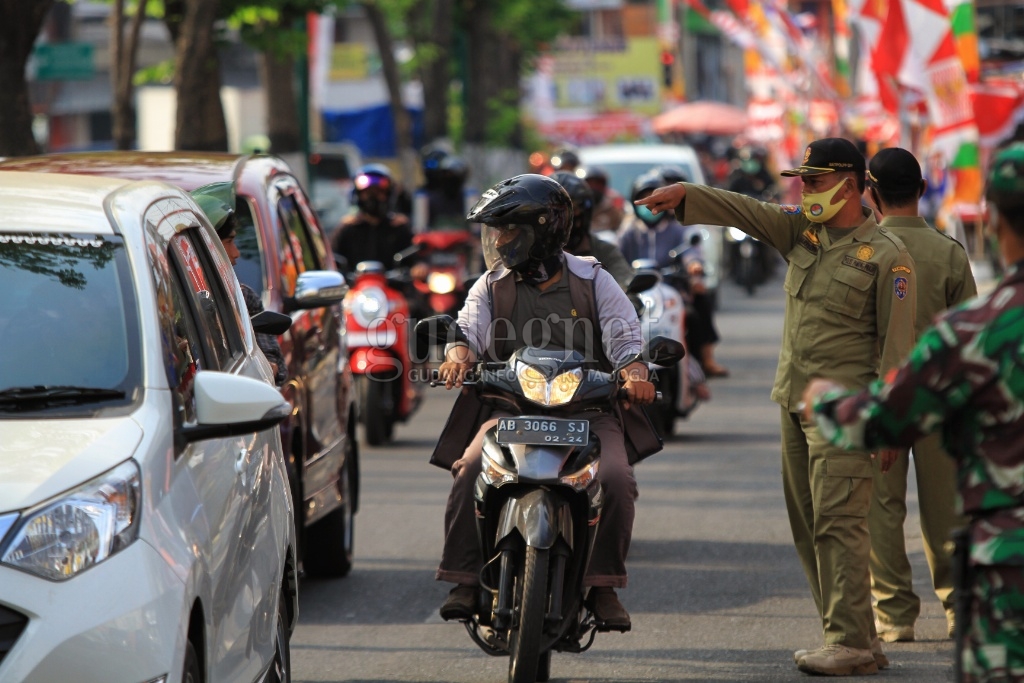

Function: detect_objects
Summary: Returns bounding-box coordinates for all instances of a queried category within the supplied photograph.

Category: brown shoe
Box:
[876,623,915,643]
[797,644,878,676]
[586,587,631,632]
[795,641,887,670]
[439,585,476,621]
[946,608,957,640]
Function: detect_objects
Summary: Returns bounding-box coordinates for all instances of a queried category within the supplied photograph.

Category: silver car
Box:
[0,172,297,682]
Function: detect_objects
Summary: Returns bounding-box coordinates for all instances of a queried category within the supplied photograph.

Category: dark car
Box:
[0,152,360,578]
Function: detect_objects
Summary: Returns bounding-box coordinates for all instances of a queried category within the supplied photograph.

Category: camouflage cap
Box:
[190,181,236,238]
[987,143,1024,211]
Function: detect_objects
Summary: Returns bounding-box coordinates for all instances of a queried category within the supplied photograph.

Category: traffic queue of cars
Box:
[0,153,356,682]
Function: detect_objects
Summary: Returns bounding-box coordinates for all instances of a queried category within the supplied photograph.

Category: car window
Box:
[165,267,202,426]
[277,191,321,273]
[0,232,140,412]
[169,232,238,370]
[233,196,265,295]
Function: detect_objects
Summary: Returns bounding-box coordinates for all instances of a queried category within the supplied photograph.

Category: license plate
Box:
[495,417,589,446]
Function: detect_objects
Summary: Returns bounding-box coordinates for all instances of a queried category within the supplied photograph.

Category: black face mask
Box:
[358,195,388,219]
[516,254,563,285]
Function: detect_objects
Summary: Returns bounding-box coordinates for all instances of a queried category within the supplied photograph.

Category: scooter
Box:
[411,229,475,316]
[724,227,767,296]
[418,315,684,683]
[627,262,707,438]
[341,253,423,445]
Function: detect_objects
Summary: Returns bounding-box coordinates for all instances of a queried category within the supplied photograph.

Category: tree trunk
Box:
[111,0,148,150]
[173,0,227,151]
[410,0,453,143]
[361,1,417,186]
[260,50,300,153]
[0,0,55,156]
[461,0,490,146]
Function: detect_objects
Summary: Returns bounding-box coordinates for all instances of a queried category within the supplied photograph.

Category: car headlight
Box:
[516,363,582,406]
[347,286,388,328]
[560,459,599,491]
[1,460,140,581]
[728,226,747,242]
[427,271,457,294]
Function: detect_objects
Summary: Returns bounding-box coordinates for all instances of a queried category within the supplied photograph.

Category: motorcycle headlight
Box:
[347,286,388,328]
[516,364,582,406]
[1,460,140,581]
[560,459,599,491]
[481,449,517,486]
[728,227,747,242]
[427,271,457,294]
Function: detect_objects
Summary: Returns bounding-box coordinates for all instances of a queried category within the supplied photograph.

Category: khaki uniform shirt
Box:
[879,215,977,334]
[677,183,917,410]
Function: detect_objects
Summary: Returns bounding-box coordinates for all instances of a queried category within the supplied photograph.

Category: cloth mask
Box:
[801,178,849,223]
[635,204,664,227]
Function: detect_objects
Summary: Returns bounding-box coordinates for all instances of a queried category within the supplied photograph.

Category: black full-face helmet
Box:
[468,174,573,272]
[550,170,594,251]
[353,163,394,218]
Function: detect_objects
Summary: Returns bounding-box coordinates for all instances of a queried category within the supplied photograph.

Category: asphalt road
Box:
[291,275,957,683]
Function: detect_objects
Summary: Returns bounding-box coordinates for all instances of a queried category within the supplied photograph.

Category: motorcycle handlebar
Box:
[426,367,662,402]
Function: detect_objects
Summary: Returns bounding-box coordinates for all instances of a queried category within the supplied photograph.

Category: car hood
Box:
[0,418,144,512]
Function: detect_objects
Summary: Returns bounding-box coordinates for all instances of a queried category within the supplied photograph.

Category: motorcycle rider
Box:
[618,169,689,268]
[551,170,634,290]
[418,143,471,231]
[580,165,627,236]
[434,174,659,631]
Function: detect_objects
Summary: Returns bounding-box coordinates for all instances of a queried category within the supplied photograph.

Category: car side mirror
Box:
[180,372,291,444]
[250,310,292,335]
[288,270,348,311]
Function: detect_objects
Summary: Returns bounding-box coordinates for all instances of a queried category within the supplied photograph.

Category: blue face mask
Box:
[635,204,664,227]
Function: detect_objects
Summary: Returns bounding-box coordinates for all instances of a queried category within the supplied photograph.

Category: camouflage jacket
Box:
[813,262,1024,566]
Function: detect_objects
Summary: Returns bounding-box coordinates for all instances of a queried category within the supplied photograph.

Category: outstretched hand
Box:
[633,183,687,214]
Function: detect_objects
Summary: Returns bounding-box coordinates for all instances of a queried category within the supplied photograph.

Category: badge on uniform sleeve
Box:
[780,204,802,214]
[894,276,908,300]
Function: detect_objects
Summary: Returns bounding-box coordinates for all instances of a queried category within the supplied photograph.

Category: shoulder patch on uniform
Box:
[892,265,911,273]
[856,245,874,260]
[894,276,908,300]
[780,204,802,214]
[842,255,878,275]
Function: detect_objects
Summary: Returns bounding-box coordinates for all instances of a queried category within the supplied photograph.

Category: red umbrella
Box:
[652,100,749,136]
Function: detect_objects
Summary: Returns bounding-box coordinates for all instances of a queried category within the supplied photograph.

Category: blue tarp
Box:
[321,104,425,158]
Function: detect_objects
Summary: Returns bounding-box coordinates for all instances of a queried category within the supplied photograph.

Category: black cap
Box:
[867,147,923,191]
[781,138,866,177]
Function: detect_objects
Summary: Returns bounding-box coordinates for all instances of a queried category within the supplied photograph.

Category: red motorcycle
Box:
[343,260,422,445]
[410,229,475,316]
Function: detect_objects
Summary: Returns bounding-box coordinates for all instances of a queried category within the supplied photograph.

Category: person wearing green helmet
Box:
[802,142,1024,683]
[191,182,287,386]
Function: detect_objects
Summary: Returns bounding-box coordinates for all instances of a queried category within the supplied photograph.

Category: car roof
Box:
[578,143,701,164]
[0,171,135,234]
[0,151,290,193]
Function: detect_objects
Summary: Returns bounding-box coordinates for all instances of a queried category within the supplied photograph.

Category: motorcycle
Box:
[418,315,684,683]
[411,229,475,316]
[627,261,707,438]
[724,227,767,295]
[340,251,423,445]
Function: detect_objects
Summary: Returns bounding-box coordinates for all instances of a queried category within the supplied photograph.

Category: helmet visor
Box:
[481,223,536,271]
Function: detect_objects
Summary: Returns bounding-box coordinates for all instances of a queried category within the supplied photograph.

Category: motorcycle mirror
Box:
[414,314,468,348]
[626,270,660,294]
[646,336,686,367]
[394,244,423,266]
[250,310,292,335]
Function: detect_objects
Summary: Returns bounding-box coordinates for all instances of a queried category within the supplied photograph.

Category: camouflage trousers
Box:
[961,564,1024,682]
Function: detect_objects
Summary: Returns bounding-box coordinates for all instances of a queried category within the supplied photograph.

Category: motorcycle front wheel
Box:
[508,546,549,683]
[363,377,394,445]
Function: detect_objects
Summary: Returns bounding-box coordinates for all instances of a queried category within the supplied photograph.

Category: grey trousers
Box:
[436,411,638,588]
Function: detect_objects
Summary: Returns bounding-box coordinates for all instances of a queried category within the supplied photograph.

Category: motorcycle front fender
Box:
[495,488,574,550]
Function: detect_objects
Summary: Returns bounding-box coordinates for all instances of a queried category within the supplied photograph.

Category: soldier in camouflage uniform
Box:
[639,138,918,676]
[803,142,1024,683]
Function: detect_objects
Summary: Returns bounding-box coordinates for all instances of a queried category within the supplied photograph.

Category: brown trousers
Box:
[436,412,638,588]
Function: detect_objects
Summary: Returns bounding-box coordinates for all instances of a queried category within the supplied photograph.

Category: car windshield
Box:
[0,232,140,413]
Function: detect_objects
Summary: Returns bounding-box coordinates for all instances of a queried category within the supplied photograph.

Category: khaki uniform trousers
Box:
[870,432,964,627]
[781,409,877,650]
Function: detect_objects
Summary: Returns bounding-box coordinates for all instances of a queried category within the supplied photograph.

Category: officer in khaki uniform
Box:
[864,148,977,643]
[637,138,918,676]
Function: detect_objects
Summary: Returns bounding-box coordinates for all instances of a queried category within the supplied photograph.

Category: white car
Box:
[578,143,724,298]
[0,172,297,682]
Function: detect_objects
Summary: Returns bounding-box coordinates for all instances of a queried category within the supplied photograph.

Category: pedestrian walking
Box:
[637,137,918,676]
[864,147,978,643]
[803,141,1024,683]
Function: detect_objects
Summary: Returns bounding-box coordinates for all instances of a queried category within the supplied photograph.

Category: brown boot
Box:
[586,587,631,632]
[439,585,476,621]
[700,345,729,377]
[797,644,878,676]
[795,643,887,670]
